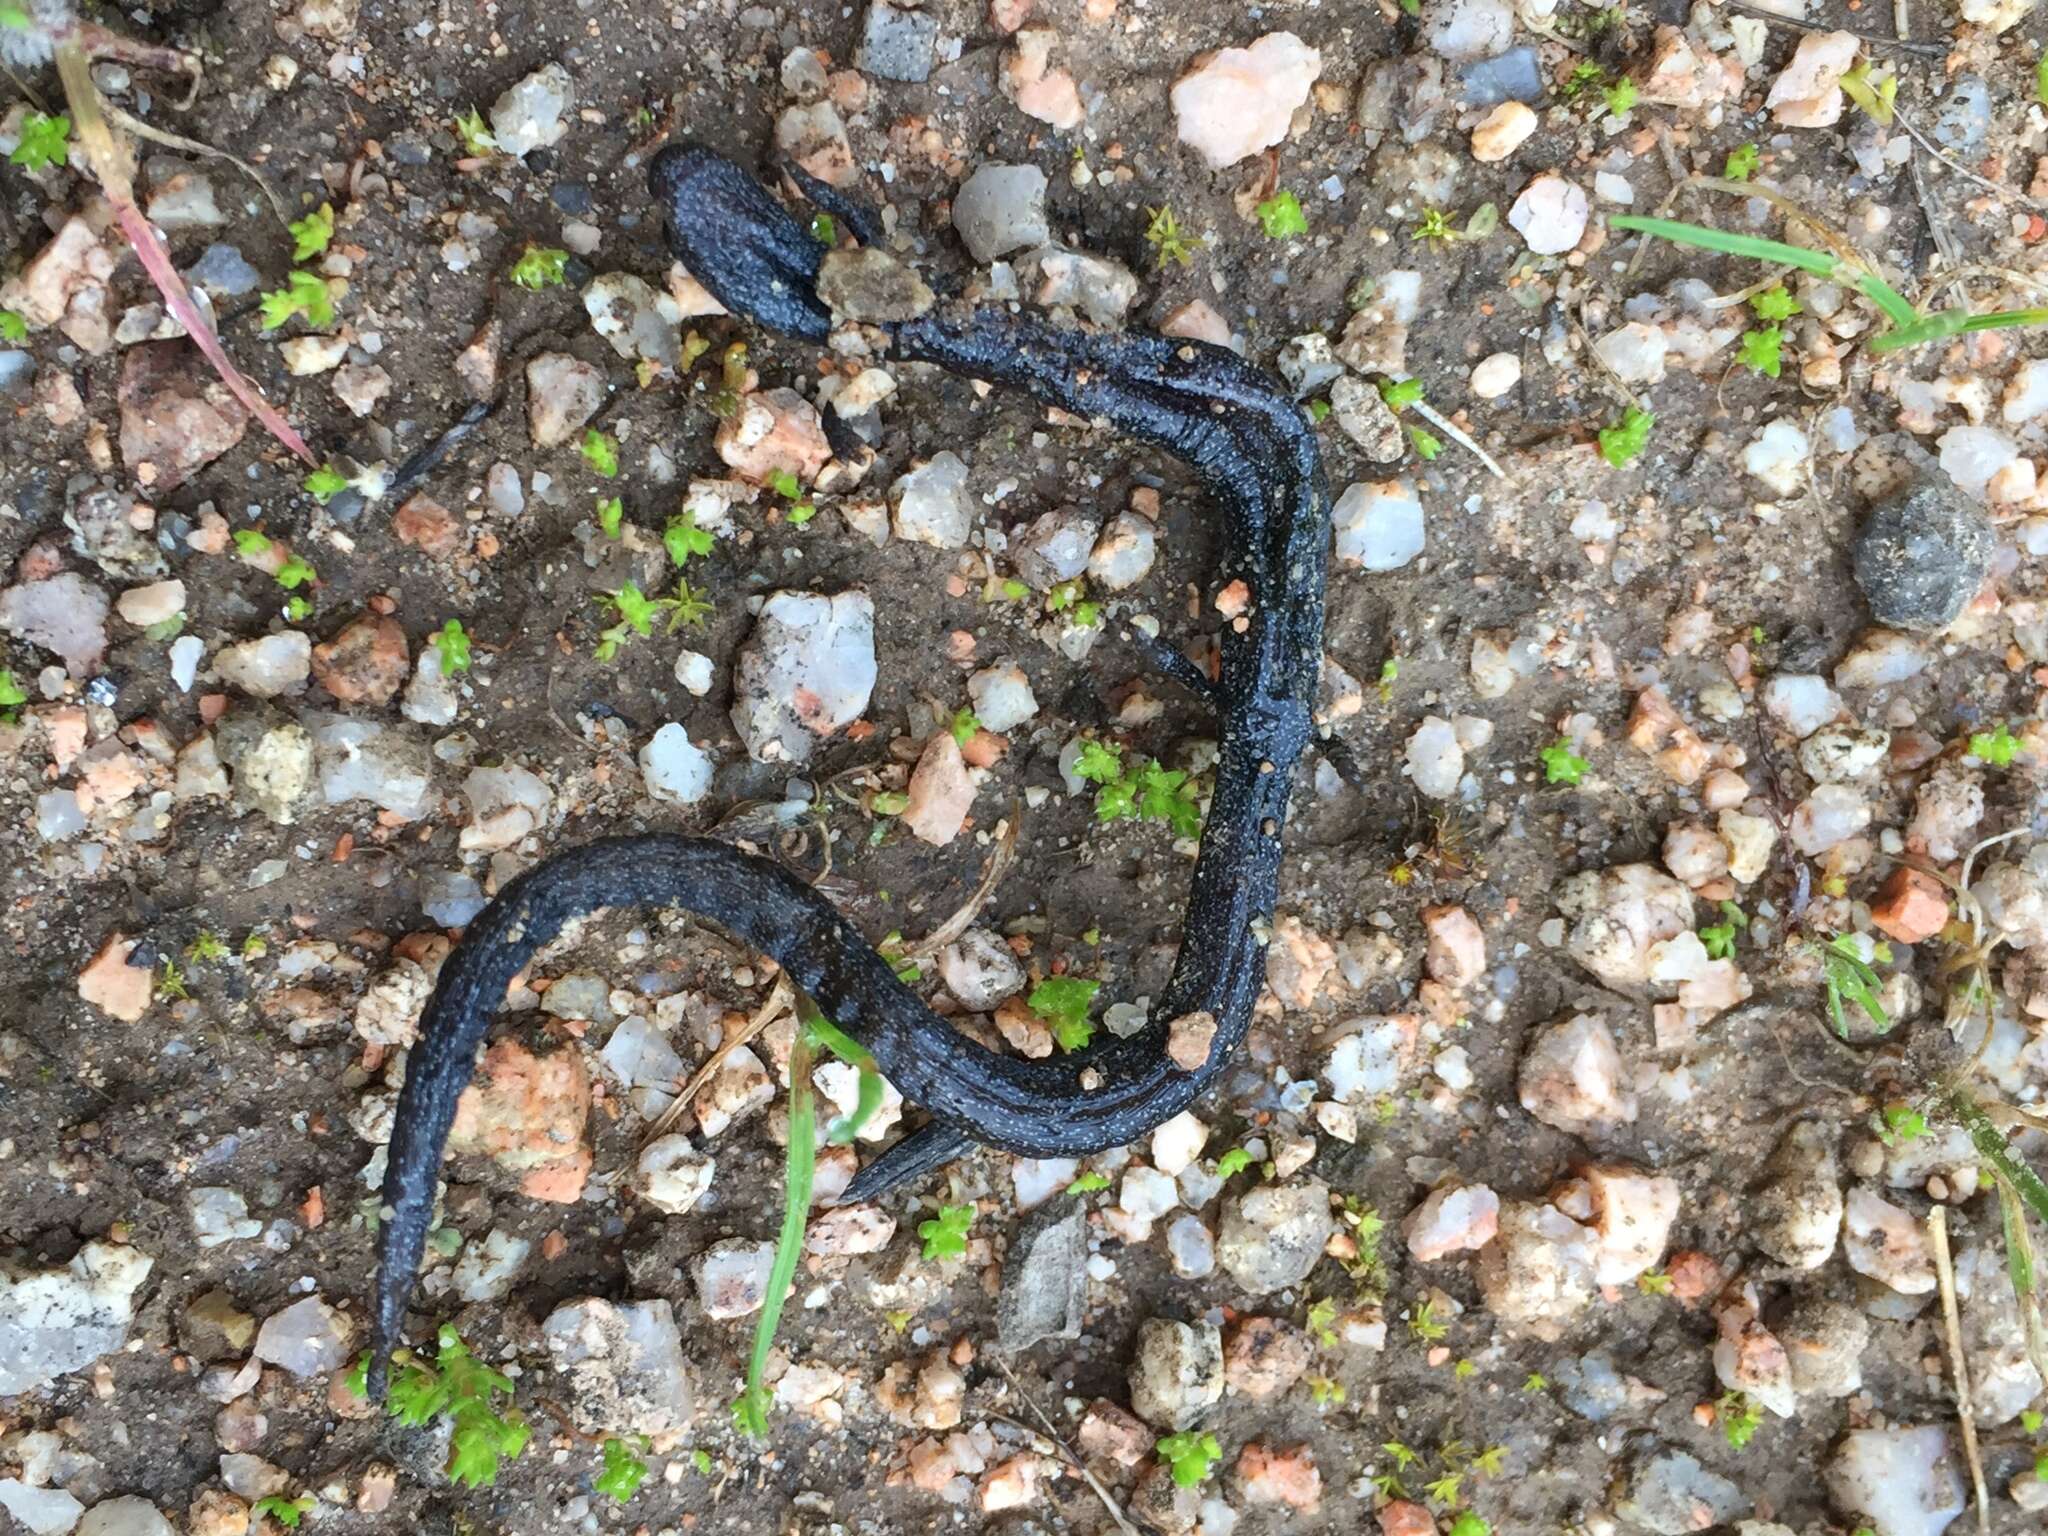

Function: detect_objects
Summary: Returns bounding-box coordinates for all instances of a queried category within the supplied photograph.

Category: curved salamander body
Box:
[369,146,1330,1391]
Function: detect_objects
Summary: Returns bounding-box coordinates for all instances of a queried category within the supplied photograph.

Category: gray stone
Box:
[252,1295,351,1377]
[0,1242,154,1395]
[1459,45,1544,104]
[1127,1317,1223,1429]
[1216,1179,1334,1295]
[952,164,1050,264]
[818,248,934,323]
[490,62,574,157]
[1553,1350,1630,1421]
[1617,1447,1745,1535]
[185,244,261,297]
[0,350,33,405]
[542,1296,694,1437]
[997,1201,1087,1351]
[858,0,938,82]
[1931,75,1990,154]
[1852,476,1994,632]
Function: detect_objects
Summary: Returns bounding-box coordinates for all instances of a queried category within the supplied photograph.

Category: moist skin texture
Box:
[370,146,1330,1392]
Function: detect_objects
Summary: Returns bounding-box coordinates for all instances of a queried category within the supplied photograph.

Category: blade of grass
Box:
[807,1012,882,1145]
[1950,1088,2048,1226]
[1609,214,1842,277]
[54,41,314,464]
[733,1019,816,1439]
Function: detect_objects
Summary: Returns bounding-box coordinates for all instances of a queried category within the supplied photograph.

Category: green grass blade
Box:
[1609,214,1840,277]
[1958,307,2048,335]
[2001,1175,2037,1297]
[1848,271,1922,329]
[735,1026,818,1439]
[1952,1088,2048,1228]
[805,1008,882,1144]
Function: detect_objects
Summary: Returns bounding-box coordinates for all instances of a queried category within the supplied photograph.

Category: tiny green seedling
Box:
[1699,899,1746,959]
[1598,406,1654,468]
[453,108,497,155]
[949,707,980,748]
[691,1448,715,1476]
[1408,425,1442,460]
[1818,933,1891,1037]
[1412,207,1456,245]
[664,509,715,567]
[1423,1472,1464,1507]
[1636,1268,1672,1296]
[1045,577,1102,627]
[259,270,333,331]
[1072,738,1203,837]
[1601,77,1637,116]
[1066,1171,1110,1195]
[1306,1296,1339,1346]
[593,579,712,662]
[1144,205,1197,268]
[1307,1374,1347,1405]
[250,1495,314,1529]
[1379,377,1424,412]
[582,430,619,478]
[1738,326,1784,379]
[510,245,570,289]
[345,1326,530,1488]
[1156,1431,1222,1488]
[1522,1372,1548,1392]
[0,310,27,342]
[289,203,334,262]
[1970,723,2022,766]
[1722,142,1759,181]
[0,668,27,726]
[303,464,349,503]
[597,497,624,539]
[917,1203,975,1260]
[1256,190,1308,239]
[1027,975,1100,1052]
[1539,739,1588,786]
[1839,60,1897,125]
[9,110,69,170]
[1878,1103,1929,1144]
[186,931,229,964]
[434,619,472,674]
[1215,1146,1254,1181]
[275,555,317,591]
[1718,1390,1763,1450]
[157,956,189,1000]
[809,211,837,245]
[1447,1515,1491,1536]
[1409,1298,1449,1343]
[594,1437,650,1503]
[1382,1440,1421,1470]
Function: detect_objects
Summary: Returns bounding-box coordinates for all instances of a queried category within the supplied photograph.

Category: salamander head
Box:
[648,144,832,343]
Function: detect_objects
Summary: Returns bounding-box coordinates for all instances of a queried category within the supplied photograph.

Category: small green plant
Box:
[1256,190,1308,239]
[1878,1103,1928,1144]
[1970,723,2022,766]
[510,245,570,289]
[1718,1390,1763,1450]
[289,203,335,262]
[1523,1372,1547,1392]
[1144,205,1197,268]
[1597,406,1654,468]
[1723,142,1759,181]
[303,464,349,503]
[1752,285,1801,323]
[1306,1374,1347,1405]
[453,108,497,154]
[596,496,624,539]
[1539,739,1587,785]
[1215,1146,1254,1181]
[1408,425,1442,460]
[1601,77,1638,116]
[1045,577,1102,627]
[949,707,980,748]
[1412,207,1456,245]
[1410,1298,1449,1343]
[1382,1440,1421,1470]
[1738,326,1784,379]
[593,580,711,661]
[1379,377,1425,411]
[1560,61,1608,101]
[0,668,27,726]
[1423,1472,1464,1507]
[345,1326,530,1487]
[1447,1515,1491,1536]
[434,618,472,674]
[1818,933,1891,1037]
[1066,1170,1110,1195]
[594,1437,650,1503]
[1839,60,1897,125]
[9,110,69,170]
[582,429,619,478]
[250,1495,314,1529]
[1306,1297,1339,1347]
[1027,975,1100,1052]
[0,310,26,342]
[1157,1431,1222,1488]
[186,931,229,964]
[156,956,189,1001]
[1699,899,1746,959]
[663,509,715,567]
[917,1202,975,1260]
[275,554,317,590]
[1636,1268,1672,1296]
[258,270,333,331]
[809,211,837,245]
[691,1448,715,1476]
[1072,739,1203,837]
[1340,1197,1389,1292]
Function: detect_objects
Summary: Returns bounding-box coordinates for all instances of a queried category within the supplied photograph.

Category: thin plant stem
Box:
[733,1022,815,1439]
